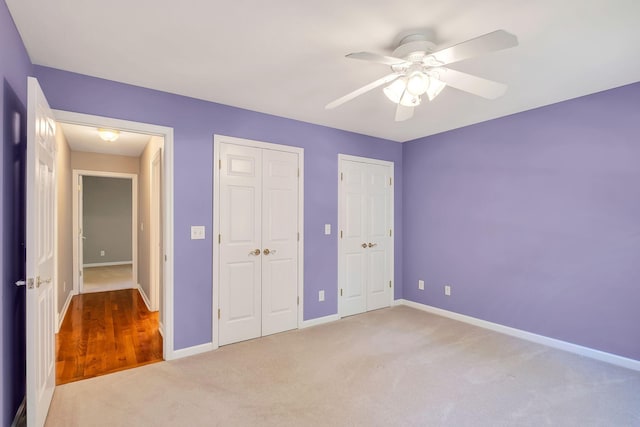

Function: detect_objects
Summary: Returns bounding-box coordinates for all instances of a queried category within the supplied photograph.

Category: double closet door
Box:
[339,156,393,317]
[218,142,300,346]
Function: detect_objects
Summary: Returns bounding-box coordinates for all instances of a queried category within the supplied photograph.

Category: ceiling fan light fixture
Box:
[98,128,120,142]
[406,72,429,96]
[383,78,406,104]
[400,90,421,107]
[426,78,447,101]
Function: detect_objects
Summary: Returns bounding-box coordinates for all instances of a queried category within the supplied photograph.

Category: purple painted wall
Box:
[33,66,404,350]
[403,82,640,361]
[0,0,32,424]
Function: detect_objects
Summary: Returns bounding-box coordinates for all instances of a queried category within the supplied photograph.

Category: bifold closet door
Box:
[339,158,392,317]
[219,143,299,346]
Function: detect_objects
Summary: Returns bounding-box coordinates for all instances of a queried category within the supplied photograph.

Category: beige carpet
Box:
[45,306,640,426]
[82,264,134,293]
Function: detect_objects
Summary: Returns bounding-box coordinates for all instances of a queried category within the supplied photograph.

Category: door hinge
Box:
[79,270,82,277]
[389,229,392,237]
[389,280,392,289]
[218,159,222,169]
[218,308,221,319]
[218,234,221,244]
[297,168,300,178]
[340,172,343,181]
[340,288,343,297]
[297,296,300,306]
[297,232,300,242]
[340,230,343,239]
[389,177,392,186]
[164,254,167,261]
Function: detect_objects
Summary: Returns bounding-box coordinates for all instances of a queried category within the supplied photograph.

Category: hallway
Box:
[56,289,163,385]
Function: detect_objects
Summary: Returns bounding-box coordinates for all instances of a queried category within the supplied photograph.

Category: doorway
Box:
[338,154,394,318]
[73,172,137,295]
[213,135,304,347]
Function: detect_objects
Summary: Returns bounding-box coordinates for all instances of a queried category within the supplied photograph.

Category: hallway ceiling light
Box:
[98,128,120,142]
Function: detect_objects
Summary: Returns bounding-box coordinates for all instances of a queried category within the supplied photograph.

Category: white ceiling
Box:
[59,122,151,157]
[7,0,640,142]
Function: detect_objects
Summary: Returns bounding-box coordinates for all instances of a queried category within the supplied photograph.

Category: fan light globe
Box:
[426,78,447,101]
[383,79,406,103]
[406,72,429,96]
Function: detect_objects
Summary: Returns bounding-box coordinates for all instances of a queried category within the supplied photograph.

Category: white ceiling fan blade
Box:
[395,103,414,121]
[347,52,410,67]
[425,30,518,66]
[433,67,507,99]
[325,73,401,109]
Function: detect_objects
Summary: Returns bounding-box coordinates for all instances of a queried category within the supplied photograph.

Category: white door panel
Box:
[261,149,298,336]
[339,157,393,317]
[26,77,56,427]
[219,144,262,346]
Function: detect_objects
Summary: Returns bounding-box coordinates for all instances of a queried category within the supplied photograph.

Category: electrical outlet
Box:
[319,290,325,301]
[444,285,451,296]
[418,280,425,290]
[100,250,105,257]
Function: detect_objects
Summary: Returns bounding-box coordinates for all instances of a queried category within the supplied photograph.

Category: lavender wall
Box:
[33,66,403,350]
[403,82,640,361]
[1,0,32,424]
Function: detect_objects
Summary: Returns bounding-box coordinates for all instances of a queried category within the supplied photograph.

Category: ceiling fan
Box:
[326,30,518,121]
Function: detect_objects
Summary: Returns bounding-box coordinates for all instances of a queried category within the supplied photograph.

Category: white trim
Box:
[56,289,76,333]
[170,342,215,360]
[83,261,133,268]
[136,284,152,312]
[395,299,640,372]
[158,322,165,338]
[149,148,162,312]
[337,154,395,319]
[212,134,304,349]
[301,314,340,329]
[55,109,176,361]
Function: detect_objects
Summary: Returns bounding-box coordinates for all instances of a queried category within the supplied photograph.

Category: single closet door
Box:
[218,142,299,346]
[339,156,393,318]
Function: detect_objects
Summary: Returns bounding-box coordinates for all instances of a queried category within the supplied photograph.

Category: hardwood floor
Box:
[56,289,163,385]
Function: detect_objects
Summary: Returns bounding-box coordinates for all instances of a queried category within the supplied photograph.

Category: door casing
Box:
[53,109,177,360]
[337,154,395,318]
[213,134,304,349]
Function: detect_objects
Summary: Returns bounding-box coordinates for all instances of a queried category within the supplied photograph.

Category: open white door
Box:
[26,77,56,427]
[77,174,84,293]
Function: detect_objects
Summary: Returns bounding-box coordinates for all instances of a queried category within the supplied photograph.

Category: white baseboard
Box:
[83,261,133,268]
[395,299,640,372]
[170,342,215,360]
[136,284,152,311]
[56,289,76,332]
[301,313,340,328]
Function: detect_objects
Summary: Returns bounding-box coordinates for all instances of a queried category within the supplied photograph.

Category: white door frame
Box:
[337,154,395,318]
[150,149,162,312]
[72,170,138,294]
[212,134,304,349]
[53,110,177,360]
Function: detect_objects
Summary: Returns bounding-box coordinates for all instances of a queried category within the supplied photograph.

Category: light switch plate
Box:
[191,225,205,240]
[319,290,325,301]
[324,224,331,235]
[418,280,424,290]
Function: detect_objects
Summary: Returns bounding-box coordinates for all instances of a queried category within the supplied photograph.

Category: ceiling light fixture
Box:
[98,128,120,142]
[383,72,442,107]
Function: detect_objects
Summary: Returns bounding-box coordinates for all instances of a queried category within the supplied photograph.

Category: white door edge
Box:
[54,109,177,360]
[337,154,395,318]
[213,134,304,348]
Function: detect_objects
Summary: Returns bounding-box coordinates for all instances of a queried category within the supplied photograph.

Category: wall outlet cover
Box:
[191,225,206,240]
[445,285,451,296]
[319,290,325,301]
[418,280,425,290]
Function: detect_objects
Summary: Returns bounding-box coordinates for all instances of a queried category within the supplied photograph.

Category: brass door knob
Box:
[263,248,270,255]
[361,243,367,248]
[368,242,377,248]
[249,249,261,256]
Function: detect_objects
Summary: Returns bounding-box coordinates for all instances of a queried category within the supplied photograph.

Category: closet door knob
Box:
[249,249,261,256]
[361,243,367,248]
[368,243,377,248]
